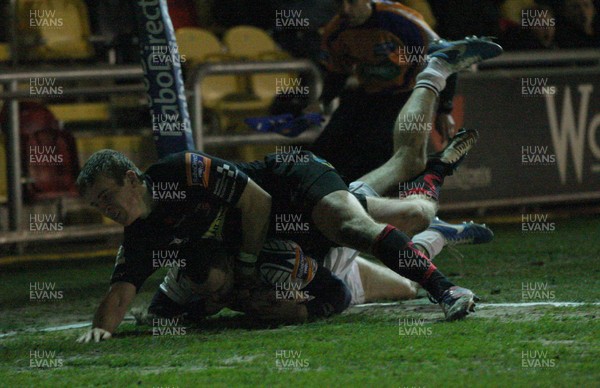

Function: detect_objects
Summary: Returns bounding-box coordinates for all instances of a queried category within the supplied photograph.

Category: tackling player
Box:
[76,37,501,343]
[146,80,494,322]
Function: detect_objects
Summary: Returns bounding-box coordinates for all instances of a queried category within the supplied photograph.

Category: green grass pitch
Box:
[0,217,598,387]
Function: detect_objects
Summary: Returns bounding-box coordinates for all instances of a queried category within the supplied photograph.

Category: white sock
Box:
[414,57,451,95]
[412,229,446,260]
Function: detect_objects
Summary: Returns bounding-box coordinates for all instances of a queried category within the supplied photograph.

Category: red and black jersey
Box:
[110,150,362,291]
[110,151,248,290]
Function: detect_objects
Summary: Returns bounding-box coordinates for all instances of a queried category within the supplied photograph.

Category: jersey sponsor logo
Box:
[213,164,237,200]
[292,247,317,284]
[186,153,211,187]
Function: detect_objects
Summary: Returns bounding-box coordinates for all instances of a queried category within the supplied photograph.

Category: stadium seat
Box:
[18,0,94,61]
[0,101,80,202]
[223,26,294,108]
[175,27,264,131]
[48,102,110,123]
[0,44,10,62]
[175,28,241,109]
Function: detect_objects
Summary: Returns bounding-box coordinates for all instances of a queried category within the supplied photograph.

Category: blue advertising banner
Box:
[134,0,195,157]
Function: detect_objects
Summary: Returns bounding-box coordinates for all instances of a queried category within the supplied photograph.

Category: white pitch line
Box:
[1,302,598,339]
[479,302,600,308]
[352,301,600,308]
[0,316,136,339]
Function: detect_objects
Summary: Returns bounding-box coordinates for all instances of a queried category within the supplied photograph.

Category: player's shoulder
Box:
[147,150,212,172]
[145,151,186,176]
[145,150,214,186]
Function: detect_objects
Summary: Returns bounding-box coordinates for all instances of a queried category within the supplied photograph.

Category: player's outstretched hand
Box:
[77,328,112,343]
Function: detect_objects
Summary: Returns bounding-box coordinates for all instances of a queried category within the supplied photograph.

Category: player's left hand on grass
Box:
[435,113,456,143]
[77,328,112,343]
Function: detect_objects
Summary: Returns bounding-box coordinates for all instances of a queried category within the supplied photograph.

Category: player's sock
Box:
[414,57,451,95]
[372,225,454,300]
[399,169,444,202]
[412,230,446,260]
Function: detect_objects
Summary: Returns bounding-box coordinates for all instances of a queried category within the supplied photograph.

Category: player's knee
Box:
[407,200,435,234]
[401,282,419,300]
[314,190,378,248]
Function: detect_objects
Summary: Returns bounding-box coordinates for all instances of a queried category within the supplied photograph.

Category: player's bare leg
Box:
[313,37,503,320]
[360,87,438,195]
[363,196,435,237]
[356,256,419,302]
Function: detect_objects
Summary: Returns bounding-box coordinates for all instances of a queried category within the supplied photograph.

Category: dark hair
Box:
[76,149,143,194]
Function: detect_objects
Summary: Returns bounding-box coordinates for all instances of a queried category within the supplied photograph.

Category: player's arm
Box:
[183,152,271,259]
[77,282,136,343]
[235,178,272,258]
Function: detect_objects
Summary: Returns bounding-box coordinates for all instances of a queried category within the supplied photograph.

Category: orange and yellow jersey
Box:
[320,0,438,94]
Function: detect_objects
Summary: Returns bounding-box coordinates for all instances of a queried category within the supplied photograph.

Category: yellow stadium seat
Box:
[18,0,94,60]
[48,102,110,123]
[75,135,156,171]
[176,27,270,131]
[0,44,10,62]
[223,26,294,108]
[176,28,242,110]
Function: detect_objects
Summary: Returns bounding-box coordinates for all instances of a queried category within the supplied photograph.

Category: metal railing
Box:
[2,49,598,244]
[477,48,600,69]
[0,65,146,245]
[0,60,323,244]
[189,59,322,148]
